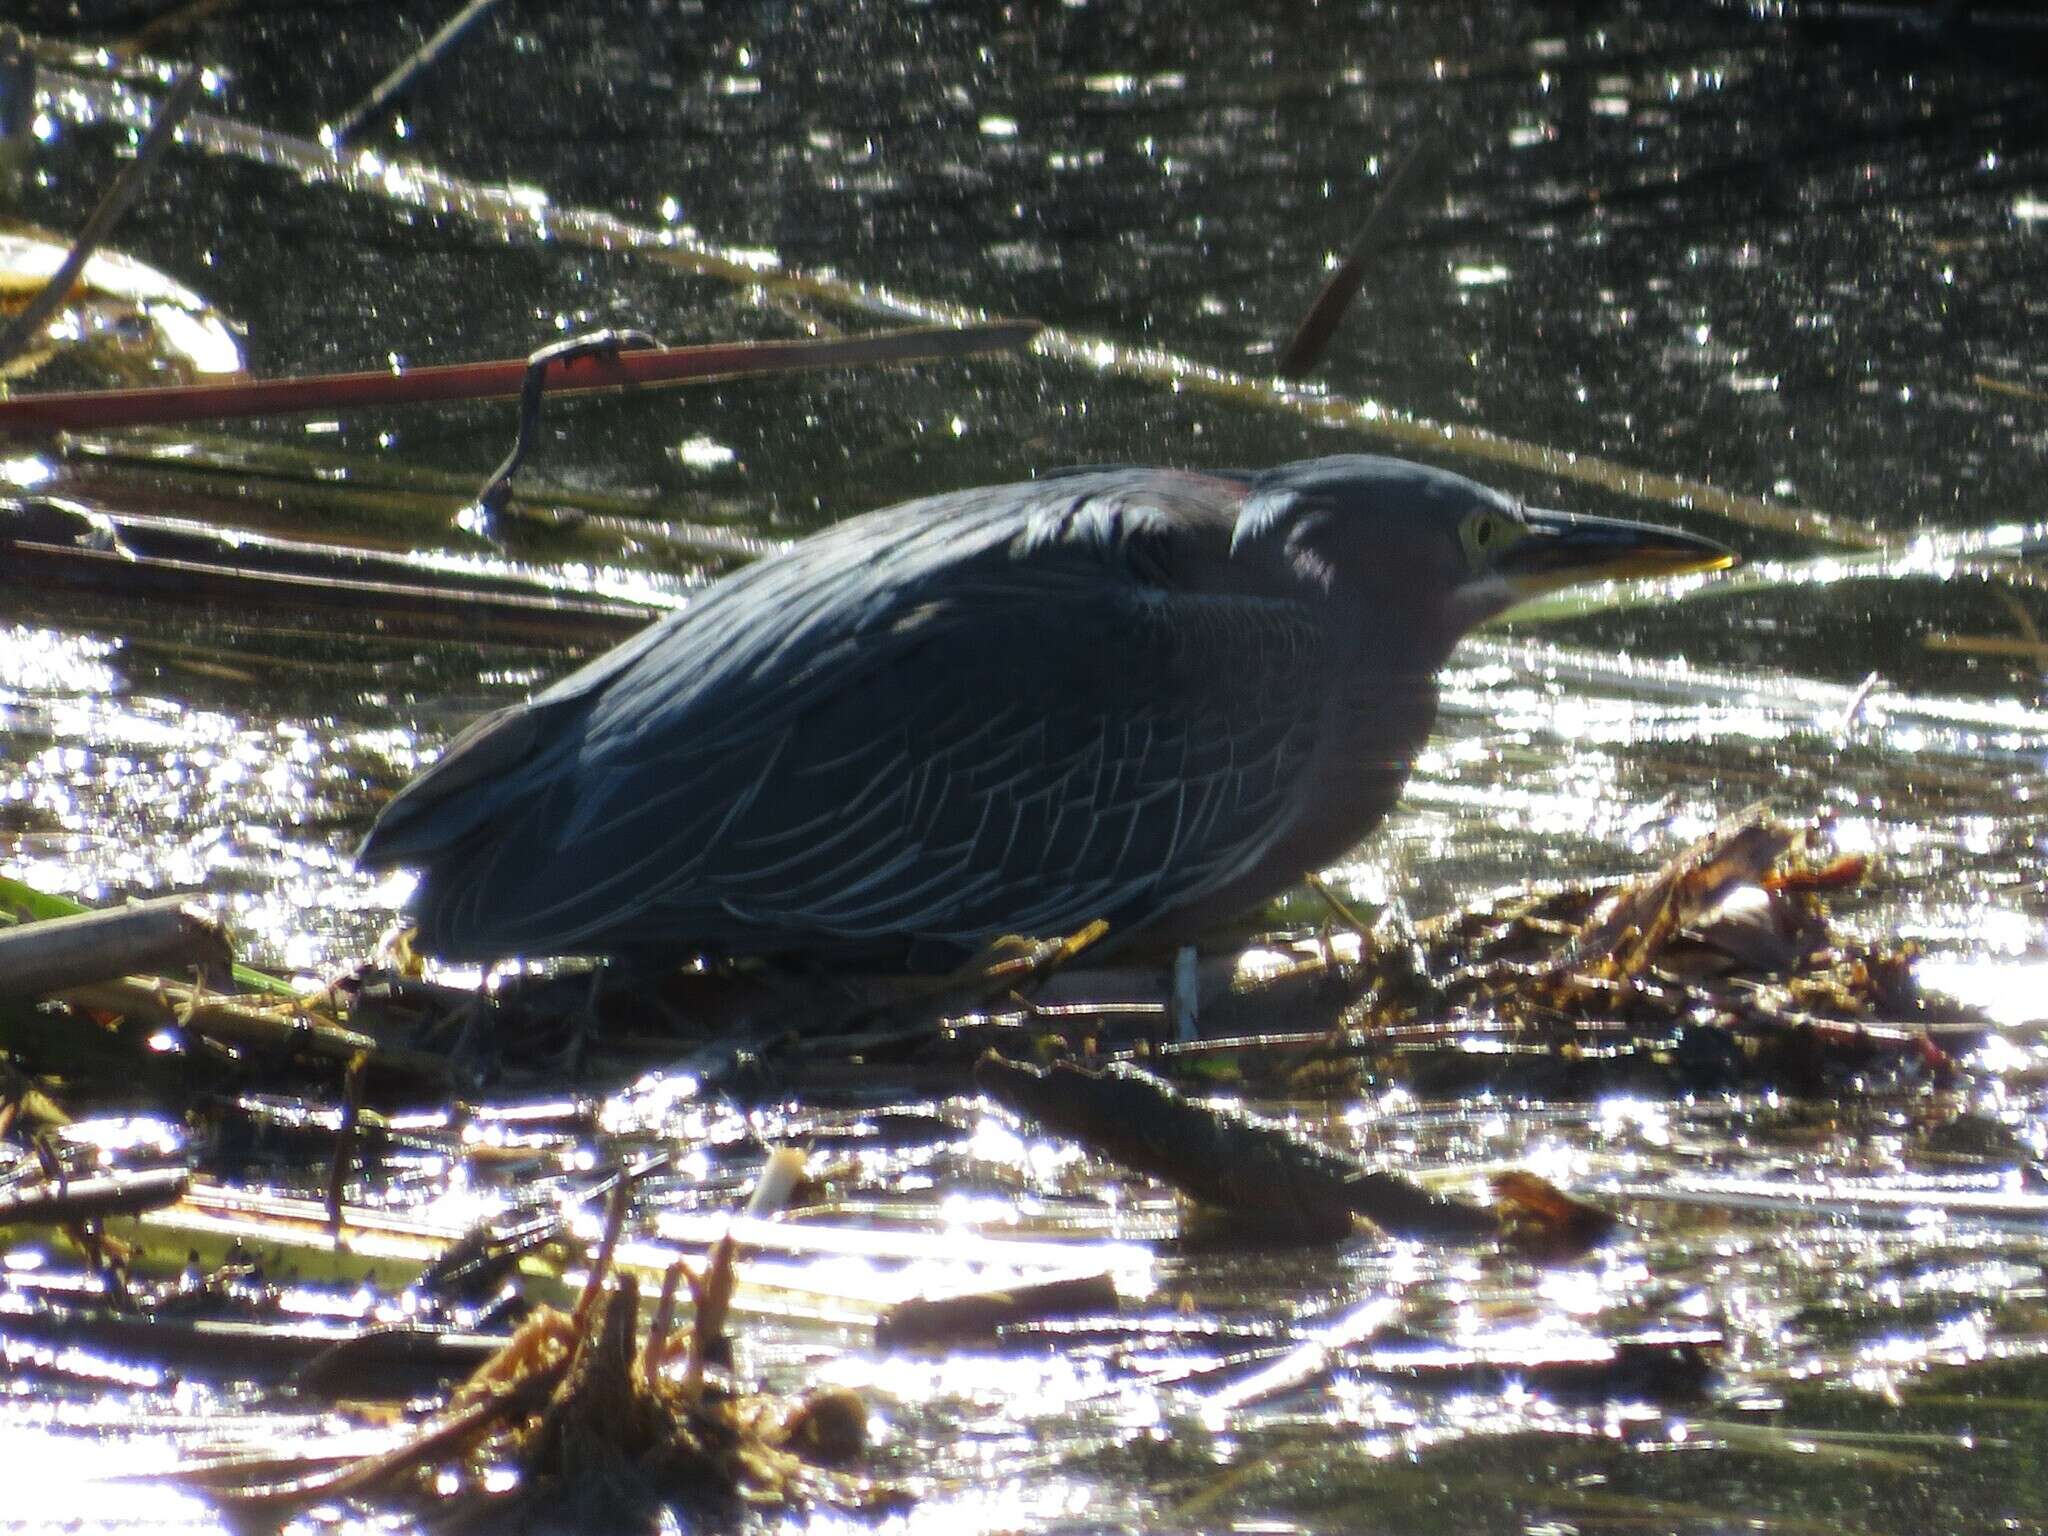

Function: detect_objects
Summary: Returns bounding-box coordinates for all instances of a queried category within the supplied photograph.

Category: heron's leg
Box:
[536,964,611,1077]
[1168,943,1201,1042]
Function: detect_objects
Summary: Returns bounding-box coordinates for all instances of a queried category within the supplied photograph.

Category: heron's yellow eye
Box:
[1459,505,1523,567]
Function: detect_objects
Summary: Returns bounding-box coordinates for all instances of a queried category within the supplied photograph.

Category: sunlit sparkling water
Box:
[1,625,416,975]
[0,1424,225,1533]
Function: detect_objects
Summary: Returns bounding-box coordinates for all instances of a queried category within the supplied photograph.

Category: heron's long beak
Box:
[1498,508,1737,598]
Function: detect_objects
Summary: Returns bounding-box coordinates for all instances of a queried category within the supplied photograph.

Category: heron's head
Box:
[1231,455,1734,658]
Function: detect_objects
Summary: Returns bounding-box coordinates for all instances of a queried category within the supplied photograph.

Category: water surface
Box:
[3,3,2046,1531]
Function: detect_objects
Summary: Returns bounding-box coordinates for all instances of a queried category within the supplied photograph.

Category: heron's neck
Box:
[1337,597,1465,685]
[1317,608,1452,781]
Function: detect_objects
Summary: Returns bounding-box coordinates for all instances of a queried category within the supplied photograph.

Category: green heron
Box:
[356,455,1732,966]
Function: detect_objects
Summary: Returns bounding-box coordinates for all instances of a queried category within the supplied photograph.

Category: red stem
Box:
[0,321,1040,433]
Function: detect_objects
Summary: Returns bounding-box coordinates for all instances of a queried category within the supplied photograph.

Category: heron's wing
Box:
[354,690,591,867]
[357,478,1053,870]
[419,576,1329,957]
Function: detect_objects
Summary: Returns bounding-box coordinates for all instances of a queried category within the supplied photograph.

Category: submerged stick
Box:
[0,532,655,648]
[0,69,204,372]
[325,1054,369,1234]
[324,0,508,145]
[875,1272,1122,1349]
[0,874,294,998]
[976,1054,1497,1243]
[56,975,452,1082]
[0,896,231,1000]
[463,328,660,538]
[1276,133,1450,380]
[0,1166,189,1226]
[0,320,1043,433]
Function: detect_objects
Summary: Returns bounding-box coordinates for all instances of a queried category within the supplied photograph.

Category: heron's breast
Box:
[1297,666,1440,838]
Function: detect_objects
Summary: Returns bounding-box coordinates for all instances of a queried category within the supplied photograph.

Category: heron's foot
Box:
[376,922,426,978]
[954,933,1043,972]
[957,920,1110,992]
[812,922,1113,1038]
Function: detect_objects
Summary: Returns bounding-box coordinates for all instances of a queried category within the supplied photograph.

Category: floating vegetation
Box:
[180,1193,902,1527]
[2,800,2032,1527]
[0,224,243,383]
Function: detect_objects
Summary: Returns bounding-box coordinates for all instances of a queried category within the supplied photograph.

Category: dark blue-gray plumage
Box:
[356,455,1731,964]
